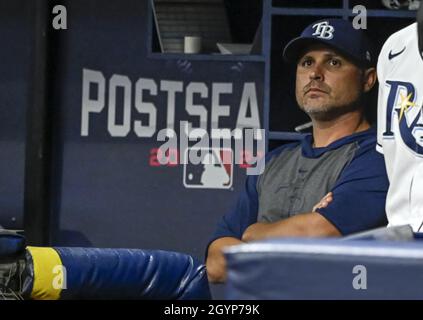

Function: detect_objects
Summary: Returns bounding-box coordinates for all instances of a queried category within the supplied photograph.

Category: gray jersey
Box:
[257,142,357,222]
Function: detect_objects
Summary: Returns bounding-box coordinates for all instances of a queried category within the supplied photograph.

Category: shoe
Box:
[0,230,31,300]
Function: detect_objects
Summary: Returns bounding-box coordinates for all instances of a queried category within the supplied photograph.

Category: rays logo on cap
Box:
[312,21,335,40]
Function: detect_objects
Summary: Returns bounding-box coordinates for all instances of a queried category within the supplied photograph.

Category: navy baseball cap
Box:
[283,18,374,67]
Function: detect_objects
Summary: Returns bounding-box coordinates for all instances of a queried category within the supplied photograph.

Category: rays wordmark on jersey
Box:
[382,80,423,155]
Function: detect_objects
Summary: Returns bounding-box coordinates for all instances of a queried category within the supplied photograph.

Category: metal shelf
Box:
[148,52,266,61]
[362,9,416,18]
[271,7,417,18]
[269,131,304,141]
[271,7,346,16]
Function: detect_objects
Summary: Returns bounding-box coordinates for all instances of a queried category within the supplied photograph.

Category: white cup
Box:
[184,36,202,54]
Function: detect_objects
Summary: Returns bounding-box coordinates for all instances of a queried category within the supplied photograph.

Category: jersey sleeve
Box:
[208,174,259,244]
[316,139,389,235]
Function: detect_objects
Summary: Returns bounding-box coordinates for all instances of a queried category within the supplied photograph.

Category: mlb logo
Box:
[183,148,233,189]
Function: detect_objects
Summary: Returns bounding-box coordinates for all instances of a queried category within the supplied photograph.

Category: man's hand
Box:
[312,192,333,212]
[206,237,243,283]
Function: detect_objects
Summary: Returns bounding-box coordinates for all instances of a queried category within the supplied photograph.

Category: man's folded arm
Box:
[242,211,341,242]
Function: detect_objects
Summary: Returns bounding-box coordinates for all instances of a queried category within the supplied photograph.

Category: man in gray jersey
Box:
[206,18,390,283]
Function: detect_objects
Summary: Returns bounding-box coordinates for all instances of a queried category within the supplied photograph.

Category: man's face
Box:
[295,44,365,120]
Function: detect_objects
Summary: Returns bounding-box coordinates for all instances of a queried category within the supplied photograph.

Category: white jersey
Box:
[377,22,423,231]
